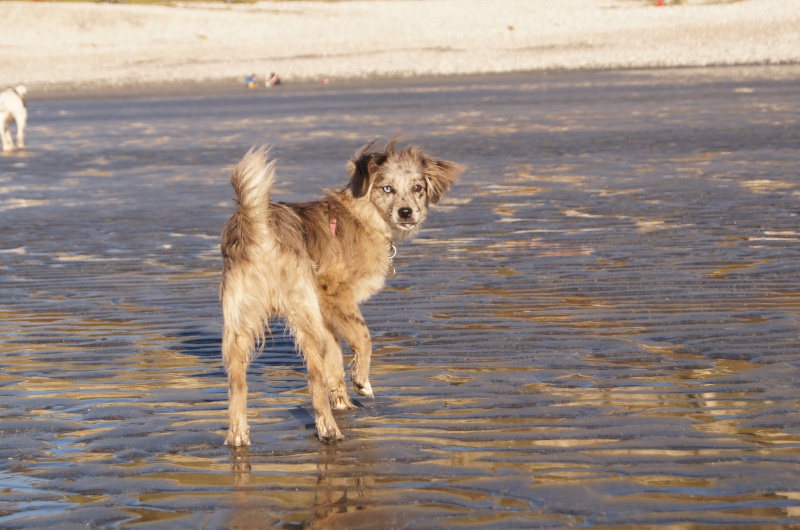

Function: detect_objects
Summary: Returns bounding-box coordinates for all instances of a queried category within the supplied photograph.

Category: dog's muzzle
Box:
[395,207,418,230]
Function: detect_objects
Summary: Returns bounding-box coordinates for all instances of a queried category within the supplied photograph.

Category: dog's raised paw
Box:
[354,380,374,398]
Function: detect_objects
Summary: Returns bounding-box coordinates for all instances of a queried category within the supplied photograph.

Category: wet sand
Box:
[1,65,799,527]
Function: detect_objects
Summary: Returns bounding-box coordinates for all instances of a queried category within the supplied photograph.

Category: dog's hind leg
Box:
[222,328,252,447]
[15,107,26,150]
[1,118,12,152]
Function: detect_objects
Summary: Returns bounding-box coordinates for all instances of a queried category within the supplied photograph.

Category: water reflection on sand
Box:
[1,68,800,527]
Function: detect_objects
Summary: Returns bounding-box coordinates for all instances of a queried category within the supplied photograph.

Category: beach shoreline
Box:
[20,63,800,104]
[2,0,799,99]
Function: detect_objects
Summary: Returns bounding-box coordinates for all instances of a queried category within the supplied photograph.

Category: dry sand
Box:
[2,0,799,95]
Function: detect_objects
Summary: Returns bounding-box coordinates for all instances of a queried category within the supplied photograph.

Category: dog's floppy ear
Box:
[424,156,465,204]
[348,139,388,198]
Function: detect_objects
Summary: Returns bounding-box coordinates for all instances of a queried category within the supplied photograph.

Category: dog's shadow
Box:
[174,325,368,433]
[175,324,305,381]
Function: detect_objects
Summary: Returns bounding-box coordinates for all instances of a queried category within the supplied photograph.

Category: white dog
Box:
[0,85,27,152]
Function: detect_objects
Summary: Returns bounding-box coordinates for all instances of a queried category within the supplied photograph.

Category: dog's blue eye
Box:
[382,186,393,194]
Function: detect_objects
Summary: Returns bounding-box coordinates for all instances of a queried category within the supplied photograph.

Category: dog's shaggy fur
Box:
[0,85,27,152]
[220,140,464,445]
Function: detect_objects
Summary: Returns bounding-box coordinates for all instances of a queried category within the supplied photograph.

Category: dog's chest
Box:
[316,245,390,302]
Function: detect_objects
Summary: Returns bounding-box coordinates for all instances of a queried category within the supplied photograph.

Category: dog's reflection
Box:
[312,442,375,524]
[227,448,276,529]
[230,446,253,488]
[228,440,376,528]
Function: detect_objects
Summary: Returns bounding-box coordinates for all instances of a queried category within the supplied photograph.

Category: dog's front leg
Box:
[319,301,356,410]
[324,340,357,411]
[327,300,374,398]
[350,332,374,398]
[304,336,345,442]
[290,316,344,442]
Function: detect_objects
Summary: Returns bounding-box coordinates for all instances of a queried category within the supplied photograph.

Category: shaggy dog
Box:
[220,140,464,445]
[0,85,27,152]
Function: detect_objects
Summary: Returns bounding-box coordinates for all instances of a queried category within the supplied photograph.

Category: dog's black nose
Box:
[398,207,413,219]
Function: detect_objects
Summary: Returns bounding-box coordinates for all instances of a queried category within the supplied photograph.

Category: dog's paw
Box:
[225,423,251,447]
[353,380,374,398]
[328,378,356,410]
[316,416,343,443]
[330,392,357,411]
[225,430,251,447]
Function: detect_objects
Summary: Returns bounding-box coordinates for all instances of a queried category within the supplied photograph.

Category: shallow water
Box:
[1,67,799,528]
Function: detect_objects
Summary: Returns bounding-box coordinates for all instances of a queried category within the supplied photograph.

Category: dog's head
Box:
[348,139,464,240]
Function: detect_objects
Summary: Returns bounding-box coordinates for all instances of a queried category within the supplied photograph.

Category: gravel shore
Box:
[2,0,799,95]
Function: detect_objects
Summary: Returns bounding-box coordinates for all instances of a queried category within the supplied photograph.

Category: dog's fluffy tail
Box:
[221,146,278,362]
[230,146,277,241]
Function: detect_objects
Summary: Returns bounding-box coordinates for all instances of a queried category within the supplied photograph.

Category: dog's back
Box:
[220,146,393,327]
